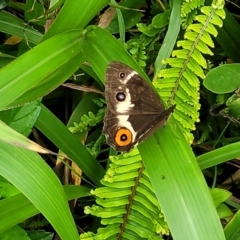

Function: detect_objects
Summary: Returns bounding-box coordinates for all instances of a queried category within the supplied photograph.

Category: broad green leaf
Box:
[0,225,29,240]
[198,142,240,170]
[0,185,90,234]
[138,119,225,240]
[154,0,181,78]
[0,30,83,110]
[0,142,79,240]
[204,63,240,94]
[0,11,43,44]
[9,53,85,108]
[0,100,41,136]
[43,0,109,40]
[0,120,52,154]
[224,209,240,240]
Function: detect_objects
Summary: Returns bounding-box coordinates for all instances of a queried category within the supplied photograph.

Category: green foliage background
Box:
[0,0,240,240]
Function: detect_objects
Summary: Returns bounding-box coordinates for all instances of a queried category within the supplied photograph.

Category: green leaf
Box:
[210,188,232,208]
[217,203,233,219]
[152,10,170,28]
[197,142,240,170]
[0,0,8,9]
[216,8,240,63]
[43,0,109,40]
[224,209,240,240]
[35,104,105,186]
[0,120,50,154]
[0,142,79,239]
[203,63,240,94]
[0,100,41,136]
[0,11,43,45]
[154,0,181,76]
[0,185,90,235]
[225,94,240,119]
[138,119,225,240]
[0,30,83,110]
[105,0,145,34]
[0,225,29,240]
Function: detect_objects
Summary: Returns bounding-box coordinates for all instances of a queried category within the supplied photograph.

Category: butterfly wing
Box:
[105,62,165,115]
[103,61,174,152]
[103,107,174,152]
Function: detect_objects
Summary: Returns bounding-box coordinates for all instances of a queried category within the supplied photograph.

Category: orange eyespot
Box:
[115,128,132,147]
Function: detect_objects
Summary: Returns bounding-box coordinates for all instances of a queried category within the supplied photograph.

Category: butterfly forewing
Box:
[105,62,164,115]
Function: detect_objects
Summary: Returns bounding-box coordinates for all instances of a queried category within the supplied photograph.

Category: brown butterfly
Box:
[103,62,175,152]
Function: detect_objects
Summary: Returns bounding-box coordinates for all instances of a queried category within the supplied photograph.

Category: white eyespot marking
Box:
[117,115,137,142]
[121,71,138,84]
[116,88,135,113]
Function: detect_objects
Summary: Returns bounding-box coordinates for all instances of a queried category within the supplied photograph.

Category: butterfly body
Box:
[103,61,175,152]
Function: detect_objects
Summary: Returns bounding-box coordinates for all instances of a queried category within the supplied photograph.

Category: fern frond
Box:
[181,0,205,27]
[178,39,213,56]
[80,149,169,239]
[126,37,148,67]
[181,0,205,17]
[154,0,226,142]
[69,108,105,133]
